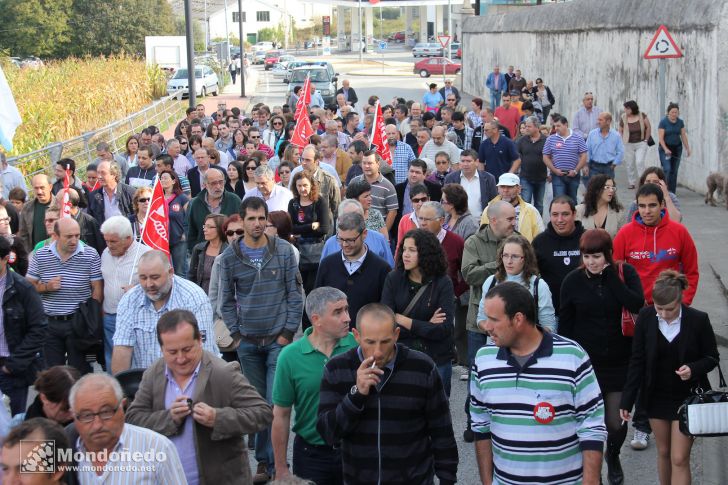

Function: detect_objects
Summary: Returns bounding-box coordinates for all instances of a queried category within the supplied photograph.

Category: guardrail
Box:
[7,90,187,182]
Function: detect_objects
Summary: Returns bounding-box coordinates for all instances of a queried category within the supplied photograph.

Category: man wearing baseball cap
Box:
[480,173,544,241]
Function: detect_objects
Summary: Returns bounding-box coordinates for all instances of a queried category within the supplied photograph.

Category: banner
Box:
[0,65,21,152]
[291,76,314,147]
[140,178,170,256]
[370,101,392,165]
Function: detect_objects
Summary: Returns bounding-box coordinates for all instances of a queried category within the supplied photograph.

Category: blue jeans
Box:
[551,174,580,204]
[0,371,28,416]
[103,313,117,372]
[520,178,546,216]
[237,340,282,472]
[292,436,342,485]
[467,330,489,367]
[489,90,502,109]
[436,362,452,398]
[659,144,682,193]
[585,161,615,185]
[170,241,188,278]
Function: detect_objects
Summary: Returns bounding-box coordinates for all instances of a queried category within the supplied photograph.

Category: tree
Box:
[0,0,72,57]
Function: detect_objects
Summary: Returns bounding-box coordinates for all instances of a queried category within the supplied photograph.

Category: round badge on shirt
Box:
[533,402,555,424]
[171,204,181,212]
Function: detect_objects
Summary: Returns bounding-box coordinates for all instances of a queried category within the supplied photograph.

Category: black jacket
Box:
[315,250,390,327]
[443,170,497,213]
[2,271,46,384]
[187,165,227,198]
[438,86,460,103]
[74,210,105,256]
[393,180,442,240]
[189,241,228,286]
[335,86,358,107]
[317,344,458,485]
[88,184,136,225]
[532,221,586,314]
[620,305,720,411]
[381,271,454,365]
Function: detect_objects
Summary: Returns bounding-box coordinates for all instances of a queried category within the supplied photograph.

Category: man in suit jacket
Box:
[187,147,228,198]
[335,79,358,107]
[126,309,273,485]
[393,159,441,241]
[87,161,136,226]
[444,149,497,216]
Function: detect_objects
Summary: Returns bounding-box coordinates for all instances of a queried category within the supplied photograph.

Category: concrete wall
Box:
[462,0,728,191]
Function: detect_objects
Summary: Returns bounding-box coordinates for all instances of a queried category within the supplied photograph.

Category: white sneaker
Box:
[630,430,649,450]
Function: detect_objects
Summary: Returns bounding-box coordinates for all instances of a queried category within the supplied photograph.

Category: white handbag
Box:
[678,364,728,437]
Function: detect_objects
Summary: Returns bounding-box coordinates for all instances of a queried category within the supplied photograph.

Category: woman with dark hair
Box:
[345,178,388,239]
[205,123,220,140]
[422,111,437,129]
[619,100,652,189]
[621,270,717,485]
[207,147,221,166]
[657,103,691,194]
[532,78,555,122]
[188,214,227,293]
[575,174,625,238]
[277,161,294,188]
[187,135,204,164]
[176,135,191,157]
[478,234,556,332]
[467,97,483,129]
[560,229,644,484]
[441,183,478,242]
[289,171,331,304]
[228,129,248,160]
[159,170,189,275]
[624,166,682,223]
[225,160,246,198]
[422,83,444,112]
[129,187,153,241]
[381,228,455,396]
[21,366,81,425]
[125,135,139,168]
[242,158,260,193]
[266,210,299,263]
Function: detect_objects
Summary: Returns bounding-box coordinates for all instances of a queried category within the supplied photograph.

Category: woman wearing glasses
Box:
[532,78,555,122]
[188,214,227,293]
[129,187,153,241]
[382,228,455,396]
[477,234,556,332]
[159,170,189,276]
[242,158,260,194]
[263,115,286,150]
[576,174,626,238]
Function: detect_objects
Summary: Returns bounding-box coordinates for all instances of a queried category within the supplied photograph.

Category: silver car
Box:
[166,66,219,97]
[412,43,444,57]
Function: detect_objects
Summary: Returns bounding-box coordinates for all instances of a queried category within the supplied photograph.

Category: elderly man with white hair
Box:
[99,215,151,370]
[69,373,187,484]
[243,165,294,212]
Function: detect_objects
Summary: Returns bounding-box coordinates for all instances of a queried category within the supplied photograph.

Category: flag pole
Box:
[127,179,158,285]
[370,100,379,149]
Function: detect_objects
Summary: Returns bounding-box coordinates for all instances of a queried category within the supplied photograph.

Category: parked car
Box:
[166,66,220,97]
[414,57,462,78]
[412,42,444,58]
[252,50,266,64]
[457,46,462,59]
[388,31,406,42]
[450,42,461,59]
[286,65,338,106]
[271,63,290,78]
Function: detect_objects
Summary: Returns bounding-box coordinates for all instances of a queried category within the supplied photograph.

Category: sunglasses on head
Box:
[226,229,244,236]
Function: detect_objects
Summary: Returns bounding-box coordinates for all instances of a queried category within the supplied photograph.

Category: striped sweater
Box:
[317,344,458,485]
[469,331,606,485]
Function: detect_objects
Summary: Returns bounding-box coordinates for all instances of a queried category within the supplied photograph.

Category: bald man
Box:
[335,79,358,107]
[17,174,54,248]
[420,126,462,174]
[385,124,416,184]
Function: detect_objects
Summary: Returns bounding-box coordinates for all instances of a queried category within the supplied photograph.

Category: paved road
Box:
[248,60,728,484]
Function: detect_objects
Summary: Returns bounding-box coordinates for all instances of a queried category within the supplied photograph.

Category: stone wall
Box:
[462,0,728,191]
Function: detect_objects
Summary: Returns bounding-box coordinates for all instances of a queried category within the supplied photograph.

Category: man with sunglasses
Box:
[439,79,461,105]
[247,127,275,159]
[69,373,187,484]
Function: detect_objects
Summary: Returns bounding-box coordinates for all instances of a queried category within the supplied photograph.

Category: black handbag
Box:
[678,363,728,437]
[72,297,103,352]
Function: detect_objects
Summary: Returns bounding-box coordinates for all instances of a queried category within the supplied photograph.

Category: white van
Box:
[254,41,274,51]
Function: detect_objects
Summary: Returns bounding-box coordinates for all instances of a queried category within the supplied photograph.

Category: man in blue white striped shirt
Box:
[26,217,103,375]
[542,115,588,203]
[471,282,606,485]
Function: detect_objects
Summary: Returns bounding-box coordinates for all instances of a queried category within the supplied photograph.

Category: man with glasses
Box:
[127,309,272,485]
[586,111,624,181]
[439,79,461,105]
[18,174,55,249]
[247,127,275,159]
[187,147,227,198]
[315,213,390,327]
[187,168,241,248]
[394,160,441,241]
[573,91,603,140]
[244,165,294,213]
[70,373,187,483]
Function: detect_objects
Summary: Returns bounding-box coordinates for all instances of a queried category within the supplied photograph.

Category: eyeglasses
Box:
[502,254,524,261]
[336,232,363,245]
[207,179,225,186]
[75,401,122,423]
[180,142,189,145]
[226,229,244,236]
[272,122,283,126]
[410,196,429,203]
[246,166,257,171]
[249,135,260,139]
[203,224,217,230]
[603,185,617,191]
[138,198,150,203]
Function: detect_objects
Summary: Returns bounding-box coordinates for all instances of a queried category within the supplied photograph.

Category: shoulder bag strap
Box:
[402,282,431,317]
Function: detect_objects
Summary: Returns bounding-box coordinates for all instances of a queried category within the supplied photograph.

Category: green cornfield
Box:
[4,55,168,156]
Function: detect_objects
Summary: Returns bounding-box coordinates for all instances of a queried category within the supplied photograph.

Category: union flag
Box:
[370,101,392,165]
[140,178,170,256]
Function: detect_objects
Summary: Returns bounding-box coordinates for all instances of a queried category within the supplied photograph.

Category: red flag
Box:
[61,165,72,218]
[140,178,170,256]
[369,0,380,4]
[290,113,314,147]
[294,76,311,121]
[370,101,392,165]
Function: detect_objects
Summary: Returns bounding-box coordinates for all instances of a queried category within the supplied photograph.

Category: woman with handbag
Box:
[618,100,652,189]
[478,234,557,333]
[560,229,644,485]
[381,229,455,397]
[620,270,719,485]
[288,171,330,306]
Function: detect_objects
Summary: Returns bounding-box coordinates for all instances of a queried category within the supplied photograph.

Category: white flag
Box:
[0,65,22,152]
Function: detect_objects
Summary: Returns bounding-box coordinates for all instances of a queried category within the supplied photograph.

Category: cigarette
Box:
[370,360,376,369]
[621,420,626,427]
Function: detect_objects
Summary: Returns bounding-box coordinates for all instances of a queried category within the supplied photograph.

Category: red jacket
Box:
[442,230,468,297]
[613,210,698,305]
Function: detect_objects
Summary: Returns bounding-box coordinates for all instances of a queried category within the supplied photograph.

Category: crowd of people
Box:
[0,64,716,485]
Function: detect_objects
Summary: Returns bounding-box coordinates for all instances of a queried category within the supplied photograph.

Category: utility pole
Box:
[184,0,196,107]
[237,0,246,97]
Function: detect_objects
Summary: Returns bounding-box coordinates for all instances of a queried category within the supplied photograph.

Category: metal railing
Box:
[7,90,187,182]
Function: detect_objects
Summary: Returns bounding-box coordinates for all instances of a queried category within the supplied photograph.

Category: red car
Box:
[264,50,285,70]
[414,57,462,78]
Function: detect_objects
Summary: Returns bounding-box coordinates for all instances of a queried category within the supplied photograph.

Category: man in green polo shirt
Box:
[271,287,357,484]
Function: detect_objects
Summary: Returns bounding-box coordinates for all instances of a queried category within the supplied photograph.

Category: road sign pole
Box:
[658,58,666,115]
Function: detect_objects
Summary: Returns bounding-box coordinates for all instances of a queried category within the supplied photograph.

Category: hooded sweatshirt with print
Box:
[613,210,698,305]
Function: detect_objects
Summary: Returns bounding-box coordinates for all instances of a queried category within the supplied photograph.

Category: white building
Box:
[208,0,332,45]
